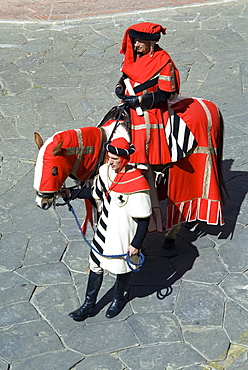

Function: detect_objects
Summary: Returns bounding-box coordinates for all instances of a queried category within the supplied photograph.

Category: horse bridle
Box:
[36,184,85,209]
[35,190,60,210]
[36,191,60,199]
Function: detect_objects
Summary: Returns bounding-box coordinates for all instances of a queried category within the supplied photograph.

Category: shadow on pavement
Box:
[82,158,248,316]
[93,232,199,314]
[128,232,199,301]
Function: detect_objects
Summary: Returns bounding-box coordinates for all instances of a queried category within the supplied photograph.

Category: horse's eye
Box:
[52,166,58,176]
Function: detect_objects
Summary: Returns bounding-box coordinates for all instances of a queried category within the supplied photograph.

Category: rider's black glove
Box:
[122,95,140,108]
[115,85,125,99]
[115,75,125,99]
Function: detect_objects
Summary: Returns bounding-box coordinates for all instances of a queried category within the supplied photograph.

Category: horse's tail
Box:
[217,109,229,204]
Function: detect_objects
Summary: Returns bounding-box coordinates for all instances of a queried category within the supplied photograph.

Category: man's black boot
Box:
[106,272,131,319]
[69,270,103,321]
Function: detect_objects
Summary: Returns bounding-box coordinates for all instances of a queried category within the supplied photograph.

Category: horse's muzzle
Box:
[35,192,57,210]
[35,196,53,209]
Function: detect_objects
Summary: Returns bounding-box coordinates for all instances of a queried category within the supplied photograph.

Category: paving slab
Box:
[63,320,139,355]
[0,279,34,307]
[0,302,41,328]
[224,299,248,347]
[0,360,8,370]
[73,354,123,370]
[16,261,72,286]
[183,327,230,361]
[31,284,83,335]
[174,281,225,326]
[0,321,63,362]
[127,312,183,345]
[218,226,248,273]
[0,232,28,271]
[10,350,84,370]
[119,342,206,369]
[182,247,228,284]
[0,0,223,21]
[220,272,248,310]
[24,231,68,265]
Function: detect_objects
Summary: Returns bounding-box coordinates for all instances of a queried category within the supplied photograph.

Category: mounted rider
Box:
[115,22,181,165]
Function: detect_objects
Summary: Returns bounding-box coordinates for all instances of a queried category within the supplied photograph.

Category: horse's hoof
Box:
[162,238,175,248]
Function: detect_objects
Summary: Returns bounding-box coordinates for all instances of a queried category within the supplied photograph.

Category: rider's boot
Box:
[106,272,131,319]
[69,270,103,321]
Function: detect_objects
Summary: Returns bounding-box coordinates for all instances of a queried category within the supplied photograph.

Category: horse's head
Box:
[34,131,74,209]
[33,116,131,209]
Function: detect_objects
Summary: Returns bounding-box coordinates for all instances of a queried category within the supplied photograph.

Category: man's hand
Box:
[122,95,140,108]
[115,85,125,99]
[60,188,71,199]
[127,245,139,257]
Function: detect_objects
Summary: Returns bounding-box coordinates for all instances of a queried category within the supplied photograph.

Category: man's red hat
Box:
[105,137,135,156]
[119,22,167,76]
[120,22,166,56]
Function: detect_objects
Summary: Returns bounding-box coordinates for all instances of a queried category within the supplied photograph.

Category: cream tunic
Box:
[90,163,152,274]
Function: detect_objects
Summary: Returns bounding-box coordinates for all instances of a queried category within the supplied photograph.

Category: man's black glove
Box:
[115,85,125,99]
[122,95,140,108]
[115,75,126,99]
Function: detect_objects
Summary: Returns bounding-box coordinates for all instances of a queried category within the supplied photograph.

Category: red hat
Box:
[120,22,166,60]
[105,137,135,156]
[106,138,150,194]
[105,138,135,171]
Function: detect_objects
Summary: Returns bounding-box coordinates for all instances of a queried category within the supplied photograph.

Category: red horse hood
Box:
[34,127,102,193]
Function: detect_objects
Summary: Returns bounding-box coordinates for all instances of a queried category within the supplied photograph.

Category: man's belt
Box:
[133,77,159,94]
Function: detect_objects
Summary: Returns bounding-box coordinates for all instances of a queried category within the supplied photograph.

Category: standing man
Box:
[68,138,152,320]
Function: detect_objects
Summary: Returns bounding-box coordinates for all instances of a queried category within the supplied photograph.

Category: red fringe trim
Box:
[166,198,224,230]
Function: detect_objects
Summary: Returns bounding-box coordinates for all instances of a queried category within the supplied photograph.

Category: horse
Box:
[34,97,227,237]
[34,106,131,210]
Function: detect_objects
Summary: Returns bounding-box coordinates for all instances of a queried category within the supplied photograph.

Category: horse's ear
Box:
[53,141,63,156]
[34,132,44,149]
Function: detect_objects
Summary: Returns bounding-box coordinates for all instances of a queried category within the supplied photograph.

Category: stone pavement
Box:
[0,0,248,369]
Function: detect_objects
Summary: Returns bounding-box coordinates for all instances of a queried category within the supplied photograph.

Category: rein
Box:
[86,104,129,181]
[37,105,144,271]
[64,198,145,272]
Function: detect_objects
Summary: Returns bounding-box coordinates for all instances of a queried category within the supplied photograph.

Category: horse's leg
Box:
[139,165,164,233]
[159,223,181,248]
[217,110,229,202]
[164,223,181,240]
[152,165,182,245]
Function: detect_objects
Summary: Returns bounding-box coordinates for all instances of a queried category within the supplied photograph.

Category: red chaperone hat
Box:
[106,138,150,194]
[105,137,135,156]
[120,22,166,67]
[105,138,135,171]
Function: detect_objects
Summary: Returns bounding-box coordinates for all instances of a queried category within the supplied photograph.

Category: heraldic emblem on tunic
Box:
[116,194,128,207]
